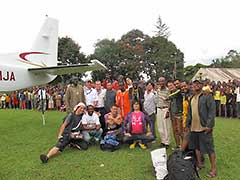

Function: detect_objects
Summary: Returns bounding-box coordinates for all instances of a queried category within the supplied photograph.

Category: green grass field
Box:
[0,109,239,180]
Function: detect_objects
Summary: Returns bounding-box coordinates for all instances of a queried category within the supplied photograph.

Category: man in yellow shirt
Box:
[214,87,221,116]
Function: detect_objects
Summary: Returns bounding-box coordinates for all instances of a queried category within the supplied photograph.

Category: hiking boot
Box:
[40,154,48,163]
[129,142,136,149]
[138,143,147,149]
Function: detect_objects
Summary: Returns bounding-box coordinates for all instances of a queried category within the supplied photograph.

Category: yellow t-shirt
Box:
[220,95,226,105]
[214,91,221,101]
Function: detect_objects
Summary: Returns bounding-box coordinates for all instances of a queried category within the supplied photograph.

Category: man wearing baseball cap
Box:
[186,79,217,178]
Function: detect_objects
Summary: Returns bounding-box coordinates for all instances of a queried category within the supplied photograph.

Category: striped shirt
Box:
[144,90,156,115]
[155,87,169,108]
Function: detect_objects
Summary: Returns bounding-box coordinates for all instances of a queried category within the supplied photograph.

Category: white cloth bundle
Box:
[151,148,168,180]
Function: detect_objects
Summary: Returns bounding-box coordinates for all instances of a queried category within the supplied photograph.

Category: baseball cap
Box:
[192,79,204,84]
[202,85,212,92]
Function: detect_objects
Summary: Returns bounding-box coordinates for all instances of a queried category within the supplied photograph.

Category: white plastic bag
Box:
[151,148,168,180]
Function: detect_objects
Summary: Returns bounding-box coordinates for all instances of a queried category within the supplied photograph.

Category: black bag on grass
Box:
[100,142,121,152]
[163,150,199,180]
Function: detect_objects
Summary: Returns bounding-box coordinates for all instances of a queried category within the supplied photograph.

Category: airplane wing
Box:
[28,60,107,75]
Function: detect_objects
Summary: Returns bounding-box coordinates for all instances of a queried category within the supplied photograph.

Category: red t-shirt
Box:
[131,112,143,134]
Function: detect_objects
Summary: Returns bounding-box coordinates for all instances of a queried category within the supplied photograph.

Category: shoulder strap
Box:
[72,114,83,131]
[64,112,75,134]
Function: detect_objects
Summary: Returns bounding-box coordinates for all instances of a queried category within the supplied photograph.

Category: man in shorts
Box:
[187,79,217,178]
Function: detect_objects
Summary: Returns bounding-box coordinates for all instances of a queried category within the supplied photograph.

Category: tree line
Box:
[56,16,240,83]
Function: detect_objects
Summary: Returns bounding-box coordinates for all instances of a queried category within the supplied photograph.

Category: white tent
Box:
[192,68,240,82]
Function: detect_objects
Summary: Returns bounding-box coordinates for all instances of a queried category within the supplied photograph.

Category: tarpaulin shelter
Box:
[192,68,240,82]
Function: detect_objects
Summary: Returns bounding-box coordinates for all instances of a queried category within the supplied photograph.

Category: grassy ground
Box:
[0,109,239,180]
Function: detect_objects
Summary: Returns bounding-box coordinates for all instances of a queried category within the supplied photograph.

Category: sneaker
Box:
[40,154,48,163]
[129,142,136,149]
[138,143,147,150]
[165,144,169,149]
[160,143,169,149]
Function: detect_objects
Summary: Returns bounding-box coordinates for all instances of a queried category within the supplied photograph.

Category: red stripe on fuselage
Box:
[19,52,48,62]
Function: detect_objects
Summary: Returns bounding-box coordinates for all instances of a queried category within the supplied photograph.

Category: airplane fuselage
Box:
[0,62,56,92]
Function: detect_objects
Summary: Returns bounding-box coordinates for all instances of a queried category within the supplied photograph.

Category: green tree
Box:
[154,15,170,38]
[91,30,184,82]
[118,29,151,80]
[184,63,208,81]
[58,37,86,64]
[144,36,184,81]
[90,39,121,81]
[210,50,240,68]
[56,36,87,83]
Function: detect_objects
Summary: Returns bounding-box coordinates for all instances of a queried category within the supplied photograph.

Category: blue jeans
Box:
[82,129,103,142]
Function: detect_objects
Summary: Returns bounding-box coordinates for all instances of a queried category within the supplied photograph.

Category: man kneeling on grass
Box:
[100,104,123,151]
[123,101,155,149]
[40,102,87,163]
[81,105,103,144]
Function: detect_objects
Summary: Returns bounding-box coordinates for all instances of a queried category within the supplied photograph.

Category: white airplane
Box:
[0,17,107,92]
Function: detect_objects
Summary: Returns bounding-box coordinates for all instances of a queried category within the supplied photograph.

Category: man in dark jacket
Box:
[129,81,144,111]
[186,80,217,178]
[167,80,183,149]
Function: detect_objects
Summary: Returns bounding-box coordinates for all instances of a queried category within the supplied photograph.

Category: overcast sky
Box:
[0,0,240,66]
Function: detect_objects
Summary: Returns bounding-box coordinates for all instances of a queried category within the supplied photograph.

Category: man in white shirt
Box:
[82,105,103,143]
[95,80,107,135]
[143,81,156,138]
[38,86,47,111]
[84,80,98,106]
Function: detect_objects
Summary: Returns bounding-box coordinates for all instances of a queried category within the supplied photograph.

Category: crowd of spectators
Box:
[0,85,65,111]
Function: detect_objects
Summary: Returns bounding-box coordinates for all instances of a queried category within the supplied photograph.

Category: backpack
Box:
[164,150,199,180]
[100,135,121,152]
[100,143,120,152]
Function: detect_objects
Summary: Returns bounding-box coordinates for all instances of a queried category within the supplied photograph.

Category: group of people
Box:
[0,85,65,111]
[38,76,240,178]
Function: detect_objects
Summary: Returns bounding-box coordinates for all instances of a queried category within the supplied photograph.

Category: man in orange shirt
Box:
[5,94,10,109]
[116,82,131,118]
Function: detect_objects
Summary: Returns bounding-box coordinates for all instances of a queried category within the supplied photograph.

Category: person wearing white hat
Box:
[40,102,87,163]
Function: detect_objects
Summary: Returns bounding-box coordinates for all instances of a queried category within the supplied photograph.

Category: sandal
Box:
[196,163,205,171]
[207,171,217,178]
